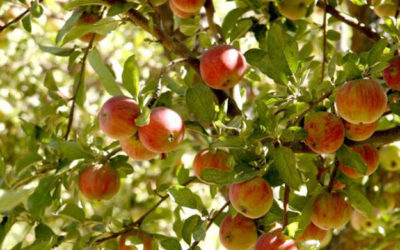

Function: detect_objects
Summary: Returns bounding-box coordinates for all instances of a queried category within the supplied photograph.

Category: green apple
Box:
[379,142,400,171]
[372,0,400,17]
[278,0,313,20]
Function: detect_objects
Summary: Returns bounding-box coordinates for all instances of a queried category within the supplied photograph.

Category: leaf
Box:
[168,186,205,211]
[390,102,400,116]
[44,71,58,91]
[200,165,259,185]
[186,84,216,122]
[0,189,32,212]
[122,55,140,99]
[27,176,58,220]
[59,140,91,160]
[30,2,44,18]
[39,45,74,57]
[182,215,200,245]
[107,2,136,16]
[343,185,373,217]
[72,72,86,107]
[15,152,42,174]
[272,147,302,190]
[230,18,253,41]
[22,15,32,33]
[66,0,106,10]
[160,237,182,250]
[56,10,83,44]
[135,106,151,127]
[336,145,368,175]
[35,223,55,241]
[88,48,123,96]
[59,203,86,222]
[221,8,248,39]
[367,39,388,66]
[267,23,292,75]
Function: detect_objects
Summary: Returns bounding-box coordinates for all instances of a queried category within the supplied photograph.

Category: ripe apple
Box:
[75,10,106,43]
[344,120,377,141]
[298,222,329,242]
[311,192,352,230]
[138,107,185,153]
[193,149,231,183]
[335,79,387,125]
[379,142,400,171]
[170,0,206,12]
[119,231,153,250]
[303,112,345,154]
[278,0,313,20]
[384,56,400,90]
[350,210,378,233]
[78,165,120,200]
[99,96,140,140]
[219,214,258,250]
[169,0,197,18]
[119,136,158,161]
[371,0,400,17]
[254,231,298,250]
[339,144,379,179]
[229,177,273,219]
[200,45,247,89]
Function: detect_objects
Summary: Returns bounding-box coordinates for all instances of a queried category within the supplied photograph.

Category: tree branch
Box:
[282,185,290,228]
[316,1,381,42]
[204,0,224,43]
[0,8,30,33]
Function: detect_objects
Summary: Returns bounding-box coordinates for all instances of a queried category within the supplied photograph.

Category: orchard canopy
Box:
[4,0,400,249]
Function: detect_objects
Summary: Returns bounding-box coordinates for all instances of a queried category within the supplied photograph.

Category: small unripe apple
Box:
[77,11,106,43]
[119,231,153,250]
[371,0,400,17]
[278,0,313,20]
[384,56,400,90]
[344,120,377,141]
[219,214,258,250]
[350,210,378,233]
[99,96,140,140]
[78,165,120,200]
[254,231,298,250]
[377,193,396,212]
[200,45,247,89]
[311,192,352,230]
[298,222,329,242]
[339,144,379,179]
[229,177,273,219]
[193,149,231,183]
[138,107,185,153]
[169,0,197,18]
[379,142,400,171]
[119,136,158,161]
[335,79,387,125]
[304,112,345,154]
[170,0,206,12]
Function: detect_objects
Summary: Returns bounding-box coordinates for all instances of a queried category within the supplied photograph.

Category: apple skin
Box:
[350,210,378,233]
[219,214,258,250]
[304,112,345,154]
[379,142,400,171]
[344,120,377,142]
[298,222,329,242]
[339,144,379,179]
[372,0,400,17]
[119,231,153,250]
[169,0,197,18]
[229,177,273,219]
[254,231,298,250]
[99,96,140,140]
[119,136,158,161]
[138,107,185,154]
[193,149,231,183]
[200,45,247,90]
[311,192,352,230]
[278,0,313,20]
[78,165,120,200]
[384,56,400,90]
[77,11,106,43]
[335,79,387,125]
[170,0,206,12]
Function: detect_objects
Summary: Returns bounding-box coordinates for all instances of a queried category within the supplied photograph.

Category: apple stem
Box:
[161,153,166,160]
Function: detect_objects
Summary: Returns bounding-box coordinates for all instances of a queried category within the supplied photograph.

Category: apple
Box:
[169,0,197,18]
[193,149,231,183]
[170,0,206,13]
[219,214,258,250]
[339,144,379,179]
[119,231,153,250]
[303,112,345,154]
[78,165,120,200]
[344,120,377,141]
[371,0,400,17]
[76,11,106,43]
[386,92,400,112]
[376,193,396,212]
[335,79,387,124]
[379,142,400,171]
[384,56,400,90]
[200,45,247,89]
[311,192,352,230]
[229,177,273,219]
[298,222,329,242]
[138,107,185,153]
[119,136,158,161]
[99,96,140,140]
[350,210,378,233]
[278,0,313,20]
[254,231,298,250]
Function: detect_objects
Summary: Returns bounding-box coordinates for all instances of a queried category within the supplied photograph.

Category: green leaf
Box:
[267,23,292,75]
[44,71,58,91]
[168,186,205,211]
[107,2,136,16]
[390,102,400,116]
[59,140,91,160]
[200,165,259,185]
[186,84,216,122]
[135,106,151,127]
[59,203,86,222]
[22,14,32,33]
[349,0,367,5]
[272,147,302,190]
[88,48,123,96]
[39,45,74,57]
[230,18,253,41]
[0,188,32,212]
[343,185,373,217]
[336,145,368,175]
[35,223,55,241]
[221,8,248,39]
[56,10,82,44]
[182,215,200,245]
[326,30,341,41]
[27,176,58,220]
[66,0,107,10]
[16,152,42,174]
[122,55,140,99]
[160,237,182,250]
[367,39,388,66]
[72,72,86,107]
[30,2,43,18]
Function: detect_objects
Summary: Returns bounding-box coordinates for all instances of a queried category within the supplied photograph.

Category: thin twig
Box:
[282,185,290,228]
[321,0,328,83]
[101,147,122,163]
[328,160,339,193]
[0,8,30,33]
[204,0,224,43]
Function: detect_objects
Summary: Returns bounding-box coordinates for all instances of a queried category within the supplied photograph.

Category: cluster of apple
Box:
[78,96,185,200]
[169,0,206,19]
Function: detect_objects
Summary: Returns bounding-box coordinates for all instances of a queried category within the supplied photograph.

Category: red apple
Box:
[193,149,231,183]
[77,11,106,43]
[219,214,258,250]
[298,222,328,242]
[304,112,345,154]
[169,0,197,18]
[311,192,352,230]
[138,107,185,153]
[119,136,158,161]
[339,144,379,179]
[119,231,153,250]
[344,120,377,141]
[170,0,205,13]
[384,56,400,90]
[200,45,247,89]
[99,96,140,140]
[78,165,120,200]
[335,79,387,124]
[229,177,273,219]
[255,231,298,250]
